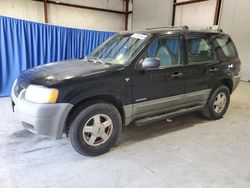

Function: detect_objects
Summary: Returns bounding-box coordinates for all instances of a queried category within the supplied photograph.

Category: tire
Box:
[69,103,122,156]
[201,85,230,120]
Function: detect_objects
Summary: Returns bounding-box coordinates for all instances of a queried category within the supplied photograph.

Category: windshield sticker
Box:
[131,33,147,40]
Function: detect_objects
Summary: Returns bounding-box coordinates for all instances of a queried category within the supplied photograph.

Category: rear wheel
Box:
[201,85,230,120]
[69,103,122,156]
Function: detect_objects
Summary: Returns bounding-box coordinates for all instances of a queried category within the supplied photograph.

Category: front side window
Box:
[186,36,213,63]
[145,36,181,67]
[88,33,149,65]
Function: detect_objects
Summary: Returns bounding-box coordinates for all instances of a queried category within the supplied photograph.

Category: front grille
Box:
[14,82,24,97]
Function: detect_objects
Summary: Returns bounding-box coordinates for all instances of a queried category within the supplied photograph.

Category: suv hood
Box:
[18,59,122,88]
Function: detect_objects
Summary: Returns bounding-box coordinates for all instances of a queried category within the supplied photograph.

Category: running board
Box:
[135,106,204,126]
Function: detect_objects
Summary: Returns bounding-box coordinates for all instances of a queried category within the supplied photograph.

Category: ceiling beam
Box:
[174,0,209,6]
[33,0,132,14]
[43,0,48,23]
[214,0,222,25]
[172,0,177,26]
[124,0,129,30]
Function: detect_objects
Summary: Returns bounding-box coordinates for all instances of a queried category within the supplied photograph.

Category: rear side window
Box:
[186,36,213,63]
[215,35,238,59]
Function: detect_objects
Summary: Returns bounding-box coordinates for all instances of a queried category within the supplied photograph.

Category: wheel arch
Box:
[223,78,233,94]
[64,95,125,135]
[213,78,233,94]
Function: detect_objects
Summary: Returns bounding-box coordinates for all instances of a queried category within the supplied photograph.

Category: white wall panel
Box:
[219,0,250,81]
[0,0,129,31]
[174,0,217,27]
[47,3,124,31]
[0,0,44,23]
[132,0,173,30]
[57,0,124,11]
[176,0,193,2]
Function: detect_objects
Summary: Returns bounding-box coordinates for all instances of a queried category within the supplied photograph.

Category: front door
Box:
[132,35,188,118]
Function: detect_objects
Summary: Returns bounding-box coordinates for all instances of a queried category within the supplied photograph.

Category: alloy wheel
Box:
[213,92,227,113]
[82,114,113,146]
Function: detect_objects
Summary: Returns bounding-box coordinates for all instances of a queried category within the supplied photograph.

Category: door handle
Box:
[209,67,218,73]
[171,72,183,78]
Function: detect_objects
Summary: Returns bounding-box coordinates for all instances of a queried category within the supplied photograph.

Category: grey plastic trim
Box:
[11,88,73,139]
[124,104,133,118]
[135,105,204,126]
[183,89,211,103]
[132,94,183,120]
[11,79,18,104]
[123,89,211,125]
[232,75,241,91]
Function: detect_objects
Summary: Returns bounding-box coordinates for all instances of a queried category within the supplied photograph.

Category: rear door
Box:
[183,34,221,107]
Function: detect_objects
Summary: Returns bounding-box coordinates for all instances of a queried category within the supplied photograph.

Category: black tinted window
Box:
[186,36,213,63]
[146,37,181,67]
[215,35,238,59]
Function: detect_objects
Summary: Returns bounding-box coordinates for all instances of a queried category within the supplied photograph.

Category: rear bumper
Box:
[11,83,73,139]
[232,75,241,91]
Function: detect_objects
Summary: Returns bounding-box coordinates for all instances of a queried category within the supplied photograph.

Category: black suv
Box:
[11,26,241,156]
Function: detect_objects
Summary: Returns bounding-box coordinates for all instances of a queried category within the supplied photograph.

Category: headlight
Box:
[25,85,59,103]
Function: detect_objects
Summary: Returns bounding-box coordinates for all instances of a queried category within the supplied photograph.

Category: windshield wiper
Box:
[88,57,106,65]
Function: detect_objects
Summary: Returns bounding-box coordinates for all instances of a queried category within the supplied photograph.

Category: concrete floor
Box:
[0,82,250,188]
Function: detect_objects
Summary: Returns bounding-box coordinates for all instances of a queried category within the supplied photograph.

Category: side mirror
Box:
[136,57,160,71]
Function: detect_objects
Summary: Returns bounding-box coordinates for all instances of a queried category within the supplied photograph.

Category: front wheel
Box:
[69,103,122,156]
[201,85,230,120]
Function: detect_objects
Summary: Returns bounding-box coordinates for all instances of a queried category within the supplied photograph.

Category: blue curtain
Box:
[0,16,116,97]
[147,38,180,56]
[187,38,201,54]
[165,39,180,55]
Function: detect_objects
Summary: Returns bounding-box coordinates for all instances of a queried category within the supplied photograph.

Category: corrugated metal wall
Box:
[219,0,250,81]
[174,0,217,27]
[132,0,173,30]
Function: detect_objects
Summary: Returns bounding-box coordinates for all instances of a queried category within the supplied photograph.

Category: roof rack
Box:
[146,25,189,30]
[145,25,223,32]
[202,26,223,32]
[190,26,223,32]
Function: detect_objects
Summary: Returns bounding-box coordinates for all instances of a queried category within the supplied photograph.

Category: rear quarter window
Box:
[215,35,238,59]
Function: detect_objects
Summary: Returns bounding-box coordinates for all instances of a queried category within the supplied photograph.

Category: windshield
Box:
[87,33,149,65]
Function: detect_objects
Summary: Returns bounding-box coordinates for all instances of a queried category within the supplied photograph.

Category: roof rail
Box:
[146,25,189,30]
[191,26,223,32]
[201,26,223,32]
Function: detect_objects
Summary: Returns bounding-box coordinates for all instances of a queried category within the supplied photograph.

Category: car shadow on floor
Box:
[7,112,209,156]
[118,112,209,146]
[9,129,35,138]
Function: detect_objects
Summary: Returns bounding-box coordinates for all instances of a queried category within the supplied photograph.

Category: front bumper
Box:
[232,75,241,91]
[11,83,73,139]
